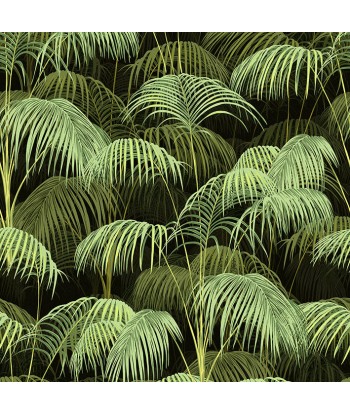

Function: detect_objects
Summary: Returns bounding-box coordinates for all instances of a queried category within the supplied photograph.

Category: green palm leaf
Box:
[0,227,65,294]
[128,40,229,87]
[234,145,280,173]
[105,309,183,381]
[125,73,264,129]
[188,351,273,382]
[84,138,185,187]
[268,134,338,191]
[14,176,119,251]
[159,373,201,382]
[75,219,170,275]
[301,300,350,363]
[1,97,109,177]
[230,44,331,100]
[196,273,307,360]
[35,297,134,378]
[313,229,350,270]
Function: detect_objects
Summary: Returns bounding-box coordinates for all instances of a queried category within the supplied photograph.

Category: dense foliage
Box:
[0,32,350,382]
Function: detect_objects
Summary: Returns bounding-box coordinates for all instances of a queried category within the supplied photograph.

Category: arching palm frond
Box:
[43,32,139,69]
[75,220,171,276]
[159,373,201,382]
[230,44,331,100]
[140,124,236,180]
[34,297,134,379]
[196,273,307,360]
[0,91,31,109]
[0,311,27,356]
[188,351,273,382]
[0,227,65,294]
[124,73,264,130]
[0,32,58,88]
[1,98,109,177]
[84,138,185,188]
[313,229,350,270]
[0,299,35,326]
[300,300,350,363]
[284,216,350,263]
[268,134,338,191]
[132,265,194,312]
[233,188,333,248]
[105,309,183,381]
[171,175,256,252]
[128,40,230,88]
[201,32,298,67]
[277,352,345,382]
[251,118,335,149]
[223,167,277,205]
[234,146,280,173]
[13,177,119,251]
[322,92,350,141]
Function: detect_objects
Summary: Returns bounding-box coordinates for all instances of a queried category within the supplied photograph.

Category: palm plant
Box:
[1,31,350,383]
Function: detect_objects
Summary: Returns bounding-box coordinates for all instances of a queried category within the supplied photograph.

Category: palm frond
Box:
[43,32,139,69]
[84,138,185,187]
[313,229,350,270]
[188,351,273,382]
[159,373,201,382]
[234,146,280,173]
[125,73,264,129]
[268,134,338,191]
[105,309,183,381]
[14,176,119,251]
[1,98,109,177]
[230,44,331,100]
[0,227,65,294]
[196,272,307,360]
[35,297,134,378]
[301,300,350,363]
[75,219,170,275]
[202,32,298,67]
[128,40,229,87]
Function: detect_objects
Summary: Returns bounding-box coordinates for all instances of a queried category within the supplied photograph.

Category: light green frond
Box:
[0,311,26,355]
[0,298,35,326]
[0,32,58,87]
[14,177,119,251]
[284,216,350,262]
[43,32,139,69]
[75,219,170,275]
[234,188,333,246]
[105,309,183,381]
[84,138,185,187]
[301,300,350,363]
[1,98,107,177]
[196,273,307,360]
[313,229,350,270]
[0,227,65,294]
[188,351,273,382]
[159,373,201,382]
[234,146,280,173]
[223,167,277,205]
[323,92,350,141]
[125,73,264,129]
[0,375,46,382]
[128,40,229,87]
[132,265,195,312]
[251,118,334,148]
[277,352,345,382]
[190,246,245,277]
[0,91,31,109]
[202,32,298,67]
[140,124,236,179]
[35,297,135,377]
[230,44,330,100]
[268,134,338,191]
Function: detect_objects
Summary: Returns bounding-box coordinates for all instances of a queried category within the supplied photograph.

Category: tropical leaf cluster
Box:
[1,31,350,382]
